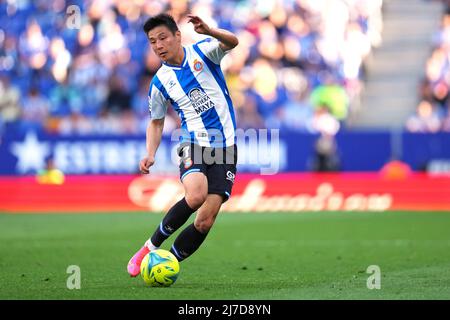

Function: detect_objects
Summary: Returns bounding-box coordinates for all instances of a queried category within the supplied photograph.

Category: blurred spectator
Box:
[21,87,50,125]
[0,76,21,125]
[104,75,132,114]
[49,77,83,116]
[406,100,442,133]
[236,95,265,130]
[132,76,151,118]
[310,134,341,172]
[311,104,341,136]
[310,73,349,121]
[441,102,450,131]
[248,58,287,120]
[309,104,341,172]
[277,84,314,131]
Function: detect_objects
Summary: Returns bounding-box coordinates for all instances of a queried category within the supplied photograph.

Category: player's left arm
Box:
[187,15,239,51]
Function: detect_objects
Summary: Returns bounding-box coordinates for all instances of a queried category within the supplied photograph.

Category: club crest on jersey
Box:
[188,88,215,114]
[193,59,203,72]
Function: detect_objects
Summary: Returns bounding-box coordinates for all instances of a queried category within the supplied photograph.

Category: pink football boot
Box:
[127,246,150,277]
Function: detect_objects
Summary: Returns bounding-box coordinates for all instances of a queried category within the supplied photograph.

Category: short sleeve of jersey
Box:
[148,82,168,119]
[196,38,229,65]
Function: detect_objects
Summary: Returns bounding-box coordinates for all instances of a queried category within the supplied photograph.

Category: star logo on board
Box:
[10,132,50,174]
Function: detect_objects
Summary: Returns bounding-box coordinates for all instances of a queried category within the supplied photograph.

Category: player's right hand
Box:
[139,156,155,174]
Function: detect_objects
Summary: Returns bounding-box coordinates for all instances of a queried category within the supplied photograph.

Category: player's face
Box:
[148,25,181,63]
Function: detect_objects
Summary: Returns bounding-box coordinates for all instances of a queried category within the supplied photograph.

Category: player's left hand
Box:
[187,15,212,35]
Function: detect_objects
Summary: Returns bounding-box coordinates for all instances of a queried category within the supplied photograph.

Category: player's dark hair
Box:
[143,13,179,35]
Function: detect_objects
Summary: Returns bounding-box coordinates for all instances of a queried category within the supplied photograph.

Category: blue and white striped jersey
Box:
[148,38,236,148]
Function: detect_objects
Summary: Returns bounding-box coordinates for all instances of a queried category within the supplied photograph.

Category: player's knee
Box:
[194,217,215,233]
[185,193,207,210]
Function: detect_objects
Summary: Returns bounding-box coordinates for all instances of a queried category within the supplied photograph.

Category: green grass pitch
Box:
[1,211,450,299]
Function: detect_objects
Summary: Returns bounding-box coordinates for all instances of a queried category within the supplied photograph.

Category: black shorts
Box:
[178,143,237,202]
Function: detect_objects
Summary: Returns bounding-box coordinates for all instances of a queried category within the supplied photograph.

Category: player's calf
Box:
[194,215,216,234]
[151,197,196,245]
[170,223,209,262]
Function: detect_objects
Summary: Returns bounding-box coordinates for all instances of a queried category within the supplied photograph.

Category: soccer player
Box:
[127,13,239,276]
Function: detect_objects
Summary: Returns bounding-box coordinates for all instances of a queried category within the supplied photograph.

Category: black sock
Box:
[170,223,208,262]
[150,198,195,247]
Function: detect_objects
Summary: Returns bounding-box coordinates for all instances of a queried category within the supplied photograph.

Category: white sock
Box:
[145,239,159,251]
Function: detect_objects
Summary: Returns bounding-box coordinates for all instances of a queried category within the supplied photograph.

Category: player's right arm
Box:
[140,118,164,174]
[140,79,169,174]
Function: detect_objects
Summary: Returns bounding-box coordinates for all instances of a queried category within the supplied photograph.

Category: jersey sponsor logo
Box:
[188,88,215,114]
[193,59,203,72]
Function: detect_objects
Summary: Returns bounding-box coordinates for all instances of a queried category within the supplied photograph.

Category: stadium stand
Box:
[406,0,450,132]
[0,0,383,136]
[350,0,443,129]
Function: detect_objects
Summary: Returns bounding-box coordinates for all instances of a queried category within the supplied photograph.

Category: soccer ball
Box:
[140,249,180,287]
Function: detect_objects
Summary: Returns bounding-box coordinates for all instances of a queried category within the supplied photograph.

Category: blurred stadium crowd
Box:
[0,0,384,137]
[406,0,450,133]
